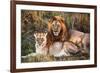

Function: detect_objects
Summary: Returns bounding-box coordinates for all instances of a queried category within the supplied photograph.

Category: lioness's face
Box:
[51,20,61,36]
[34,32,47,46]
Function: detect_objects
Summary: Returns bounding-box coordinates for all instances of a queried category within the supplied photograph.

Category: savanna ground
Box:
[21,10,90,62]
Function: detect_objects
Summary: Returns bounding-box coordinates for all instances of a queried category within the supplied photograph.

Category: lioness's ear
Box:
[44,33,47,37]
[34,33,36,38]
[45,33,47,36]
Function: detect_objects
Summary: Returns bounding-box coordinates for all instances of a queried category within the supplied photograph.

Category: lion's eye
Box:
[52,24,55,27]
[56,24,59,27]
[57,24,59,27]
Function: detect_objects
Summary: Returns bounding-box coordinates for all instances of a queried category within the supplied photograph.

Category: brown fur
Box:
[46,16,69,48]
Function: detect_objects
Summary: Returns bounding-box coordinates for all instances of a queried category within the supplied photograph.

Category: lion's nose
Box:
[54,26,58,30]
[54,31,58,32]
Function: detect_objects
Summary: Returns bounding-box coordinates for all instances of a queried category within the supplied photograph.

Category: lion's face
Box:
[51,20,61,36]
[47,16,69,48]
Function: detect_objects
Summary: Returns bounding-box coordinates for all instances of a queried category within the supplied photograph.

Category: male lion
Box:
[46,16,78,56]
[46,16,69,48]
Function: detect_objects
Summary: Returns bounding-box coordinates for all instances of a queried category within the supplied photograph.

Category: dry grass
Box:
[21,53,89,63]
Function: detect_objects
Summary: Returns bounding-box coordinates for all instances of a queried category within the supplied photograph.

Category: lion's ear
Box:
[48,18,53,23]
[48,19,51,22]
[61,17,65,23]
[49,16,56,23]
